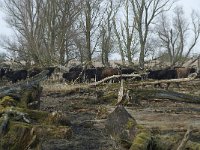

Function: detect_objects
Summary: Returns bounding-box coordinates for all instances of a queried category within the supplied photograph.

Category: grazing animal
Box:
[62,70,83,83]
[0,68,6,80]
[175,67,196,78]
[29,66,55,79]
[69,66,83,73]
[120,67,136,81]
[5,69,28,83]
[120,68,136,74]
[83,68,97,82]
[46,67,56,78]
[147,69,177,89]
[83,67,104,82]
[148,69,177,80]
[29,68,42,78]
[100,67,120,82]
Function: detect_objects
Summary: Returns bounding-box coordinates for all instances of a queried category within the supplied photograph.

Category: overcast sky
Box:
[0,0,200,54]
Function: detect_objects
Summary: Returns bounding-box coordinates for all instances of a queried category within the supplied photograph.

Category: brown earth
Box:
[39,79,200,149]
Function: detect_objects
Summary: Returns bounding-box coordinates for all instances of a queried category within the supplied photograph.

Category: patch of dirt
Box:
[40,79,200,149]
[40,90,116,150]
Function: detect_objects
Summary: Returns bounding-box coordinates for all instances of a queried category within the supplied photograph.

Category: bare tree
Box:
[78,0,104,63]
[1,0,82,67]
[157,7,200,66]
[113,0,139,66]
[121,0,139,65]
[99,0,119,66]
[130,0,175,69]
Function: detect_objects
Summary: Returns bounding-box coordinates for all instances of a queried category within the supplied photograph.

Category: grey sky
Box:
[0,0,200,54]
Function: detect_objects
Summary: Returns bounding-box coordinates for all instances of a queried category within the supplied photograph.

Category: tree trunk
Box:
[129,89,200,104]
[85,1,92,62]
[139,44,145,69]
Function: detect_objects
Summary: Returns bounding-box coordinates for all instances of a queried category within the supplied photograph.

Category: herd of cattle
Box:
[0,67,55,83]
[0,65,198,85]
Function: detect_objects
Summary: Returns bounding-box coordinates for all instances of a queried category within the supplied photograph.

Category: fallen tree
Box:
[89,72,197,87]
[89,73,143,86]
[128,76,197,87]
[0,70,72,149]
[0,70,49,98]
[128,89,200,104]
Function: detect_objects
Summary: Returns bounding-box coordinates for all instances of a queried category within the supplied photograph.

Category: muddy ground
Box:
[39,79,200,150]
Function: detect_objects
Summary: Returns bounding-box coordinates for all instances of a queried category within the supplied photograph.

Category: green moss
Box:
[35,125,72,139]
[19,85,42,109]
[100,92,117,104]
[185,141,200,150]
[0,107,48,123]
[0,120,72,149]
[0,96,17,107]
[96,106,109,119]
[126,119,137,130]
[152,134,182,150]
[0,121,33,150]
[130,131,152,150]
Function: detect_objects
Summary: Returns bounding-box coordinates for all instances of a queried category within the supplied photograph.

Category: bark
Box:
[0,70,48,98]
[117,80,124,105]
[177,126,193,150]
[90,74,142,86]
[128,75,197,87]
[129,89,200,104]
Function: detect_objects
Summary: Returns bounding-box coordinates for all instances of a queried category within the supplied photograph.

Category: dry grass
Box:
[41,82,90,93]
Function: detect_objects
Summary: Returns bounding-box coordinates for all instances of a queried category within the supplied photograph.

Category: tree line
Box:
[0,0,200,68]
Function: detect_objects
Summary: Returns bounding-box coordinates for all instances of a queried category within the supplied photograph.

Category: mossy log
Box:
[105,106,137,148]
[0,84,42,109]
[129,131,152,150]
[129,89,200,104]
[0,70,48,98]
[0,120,72,150]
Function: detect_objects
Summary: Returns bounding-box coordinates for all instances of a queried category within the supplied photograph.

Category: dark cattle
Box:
[63,70,83,83]
[175,67,196,78]
[147,69,177,88]
[148,69,177,80]
[120,68,136,74]
[0,68,6,80]
[46,67,55,78]
[5,69,28,83]
[29,68,42,78]
[0,68,5,80]
[0,67,11,80]
[69,66,83,73]
[120,67,136,81]
[29,67,55,78]
[100,67,120,82]
[83,67,104,82]
[83,68,97,82]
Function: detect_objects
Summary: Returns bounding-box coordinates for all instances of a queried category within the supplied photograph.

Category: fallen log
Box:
[128,89,200,104]
[177,126,193,150]
[0,114,9,136]
[90,73,143,86]
[117,80,124,105]
[0,70,48,98]
[128,75,197,87]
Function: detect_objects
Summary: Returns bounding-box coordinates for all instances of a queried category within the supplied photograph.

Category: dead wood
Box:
[128,75,197,87]
[90,73,142,86]
[129,89,200,104]
[0,114,9,136]
[0,70,49,98]
[177,126,193,150]
[117,80,124,105]
[2,107,31,123]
